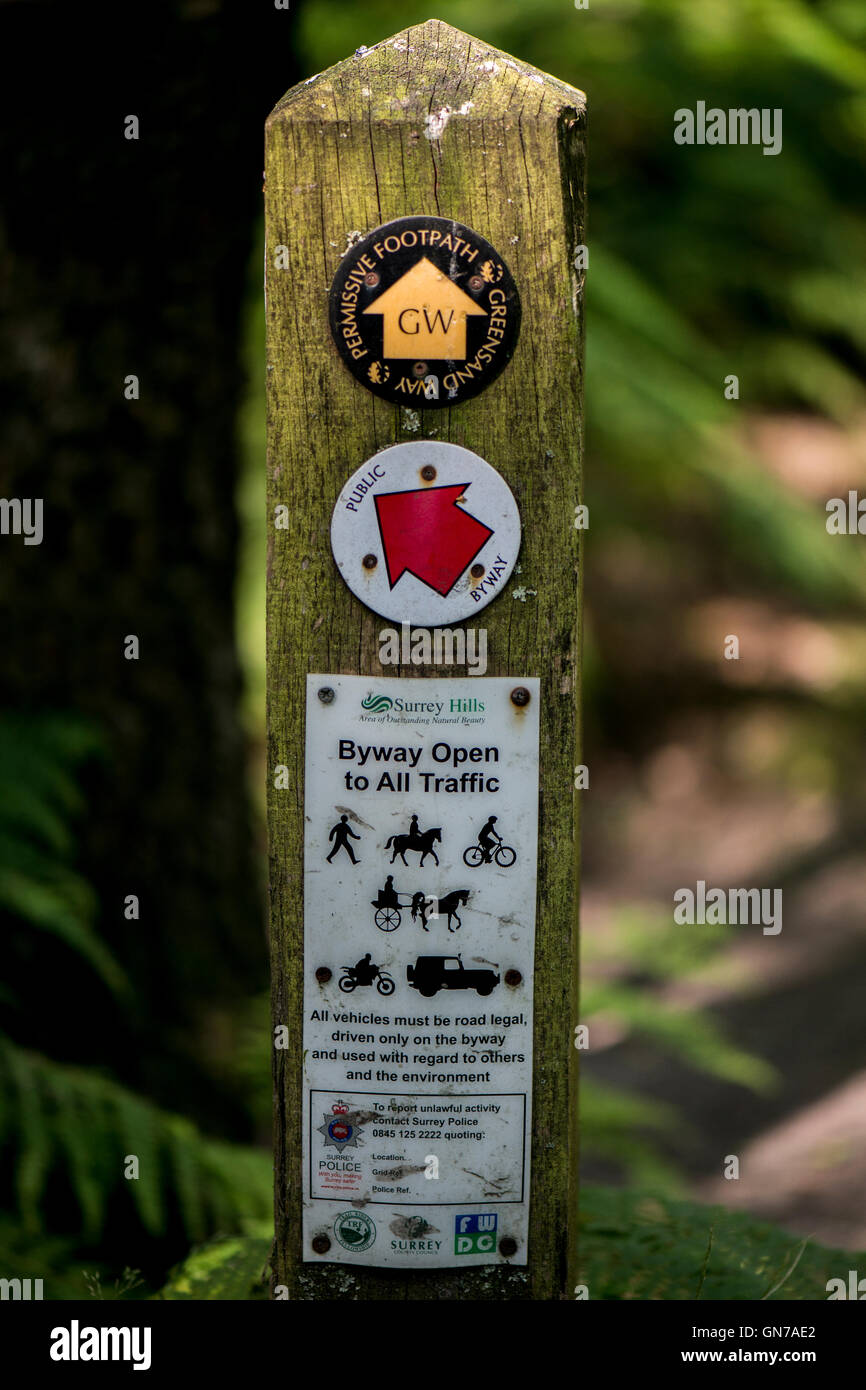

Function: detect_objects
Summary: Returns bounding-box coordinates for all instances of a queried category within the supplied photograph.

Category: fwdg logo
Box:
[455,1213,498,1255]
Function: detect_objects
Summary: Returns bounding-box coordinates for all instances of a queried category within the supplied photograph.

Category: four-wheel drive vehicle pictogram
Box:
[406,954,499,998]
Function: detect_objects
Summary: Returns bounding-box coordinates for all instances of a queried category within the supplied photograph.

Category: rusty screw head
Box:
[504,969,522,987]
[311,1235,331,1254]
[470,563,486,579]
[315,966,332,984]
[364,271,380,287]
[318,686,335,704]
[362,553,378,570]
[420,465,437,482]
[468,275,485,292]
[412,361,429,378]
[499,1237,518,1258]
[510,687,530,707]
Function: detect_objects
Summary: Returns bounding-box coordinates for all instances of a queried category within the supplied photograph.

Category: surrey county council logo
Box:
[334,1210,377,1252]
[317,1102,364,1153]
[361,692,393,713]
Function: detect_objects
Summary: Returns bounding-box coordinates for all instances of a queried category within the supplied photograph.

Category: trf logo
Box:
[454,1213,498,1255]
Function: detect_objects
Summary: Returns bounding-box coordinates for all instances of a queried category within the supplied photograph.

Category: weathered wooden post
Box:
[266,18,585,1300]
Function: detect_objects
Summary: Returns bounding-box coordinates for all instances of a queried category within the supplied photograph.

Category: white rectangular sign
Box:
[301,674,539,1268]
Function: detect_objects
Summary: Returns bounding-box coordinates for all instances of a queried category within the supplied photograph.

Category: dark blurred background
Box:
[1,0,864,1297]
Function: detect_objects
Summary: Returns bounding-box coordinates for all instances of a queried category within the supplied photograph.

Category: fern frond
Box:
[0,1038,270,1245]
[2,1041,54,1231]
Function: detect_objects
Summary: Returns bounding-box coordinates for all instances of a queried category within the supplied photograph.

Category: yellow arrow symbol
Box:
[363,257,487,360]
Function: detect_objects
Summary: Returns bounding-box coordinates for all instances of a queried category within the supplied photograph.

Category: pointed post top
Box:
[268,17,586,127]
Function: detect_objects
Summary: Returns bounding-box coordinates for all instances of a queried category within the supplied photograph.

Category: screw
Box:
[311,1235,331,1254]
[364,271,380,287]
[510,687,530,707]
[318,687,335,704]
[505,969,522,987]
[421,465,437,482]
[315,966,332,984]
[470,563,485,579]
[469,275,484,292]
[499,1237,518,1258]
[362,553,378,570]
[412,361,428,378]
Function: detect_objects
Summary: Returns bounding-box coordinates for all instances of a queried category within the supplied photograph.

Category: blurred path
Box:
[582,711,866,1247]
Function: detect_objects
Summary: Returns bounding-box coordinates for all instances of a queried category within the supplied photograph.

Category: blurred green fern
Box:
[0,715,128,998]
[0,1039,271,1245]
[0,713,270,1266]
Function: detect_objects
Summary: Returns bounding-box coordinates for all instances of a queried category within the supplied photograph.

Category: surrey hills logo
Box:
[361,692,394,713]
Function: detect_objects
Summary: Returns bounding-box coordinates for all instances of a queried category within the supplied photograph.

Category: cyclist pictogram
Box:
[463,815,516,868]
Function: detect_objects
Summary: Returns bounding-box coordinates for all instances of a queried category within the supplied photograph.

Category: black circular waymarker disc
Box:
[328,216,521,410]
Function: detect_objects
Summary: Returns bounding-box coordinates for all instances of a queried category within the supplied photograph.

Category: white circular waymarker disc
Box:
[330,441,521,626]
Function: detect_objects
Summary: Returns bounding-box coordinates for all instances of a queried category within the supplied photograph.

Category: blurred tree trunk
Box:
[0,0,297,1134]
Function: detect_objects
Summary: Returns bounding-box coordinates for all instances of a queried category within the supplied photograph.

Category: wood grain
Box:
[266,17,586,1300]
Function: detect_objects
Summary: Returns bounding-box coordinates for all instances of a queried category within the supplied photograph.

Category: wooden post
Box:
[266,18,585,1300]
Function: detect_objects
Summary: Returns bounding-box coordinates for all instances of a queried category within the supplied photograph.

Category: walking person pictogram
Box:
[327,814,361,865]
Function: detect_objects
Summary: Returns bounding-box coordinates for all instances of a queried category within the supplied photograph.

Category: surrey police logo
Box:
[318,1101,363,1153]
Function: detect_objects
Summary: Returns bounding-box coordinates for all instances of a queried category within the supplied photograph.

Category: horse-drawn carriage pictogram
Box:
[371,885,413,932]
[371,883,472,932]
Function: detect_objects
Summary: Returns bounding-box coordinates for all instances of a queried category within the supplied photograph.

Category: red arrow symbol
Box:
[374,484,494,597]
